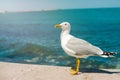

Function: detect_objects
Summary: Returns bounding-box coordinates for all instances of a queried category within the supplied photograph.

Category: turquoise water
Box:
[0,8,120,69]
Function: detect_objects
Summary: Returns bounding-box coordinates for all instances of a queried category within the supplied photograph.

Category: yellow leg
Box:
[70,58,80,75]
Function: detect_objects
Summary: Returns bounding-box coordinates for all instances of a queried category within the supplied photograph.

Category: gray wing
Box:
[66,37,103,55]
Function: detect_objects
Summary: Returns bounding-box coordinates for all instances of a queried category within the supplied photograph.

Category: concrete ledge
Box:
[0,62,119,80]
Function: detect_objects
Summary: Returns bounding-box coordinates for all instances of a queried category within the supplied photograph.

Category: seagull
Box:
[55,22,116,75]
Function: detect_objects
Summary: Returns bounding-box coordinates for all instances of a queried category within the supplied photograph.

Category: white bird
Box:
[55,22,116,75]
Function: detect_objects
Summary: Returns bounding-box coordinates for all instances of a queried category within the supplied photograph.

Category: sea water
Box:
[0,8,120,69]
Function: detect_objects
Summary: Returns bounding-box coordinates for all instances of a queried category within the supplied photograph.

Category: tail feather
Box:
[102,51,117,57]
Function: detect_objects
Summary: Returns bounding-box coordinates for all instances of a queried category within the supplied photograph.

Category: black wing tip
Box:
[102,51,117,57]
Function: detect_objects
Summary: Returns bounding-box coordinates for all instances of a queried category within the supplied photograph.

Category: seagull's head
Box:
[55,22,71,31]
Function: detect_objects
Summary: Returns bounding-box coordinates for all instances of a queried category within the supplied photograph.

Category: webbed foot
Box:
[70,68,79,75]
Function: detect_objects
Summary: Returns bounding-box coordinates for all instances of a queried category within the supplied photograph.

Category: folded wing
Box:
[66,36,103,56]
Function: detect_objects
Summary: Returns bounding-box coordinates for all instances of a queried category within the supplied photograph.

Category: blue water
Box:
[0,8,120,69]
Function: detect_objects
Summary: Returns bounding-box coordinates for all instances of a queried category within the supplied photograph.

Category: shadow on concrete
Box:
[80,68,120,74]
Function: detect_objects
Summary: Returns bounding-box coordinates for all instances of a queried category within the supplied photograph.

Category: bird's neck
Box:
[61,29,70,39]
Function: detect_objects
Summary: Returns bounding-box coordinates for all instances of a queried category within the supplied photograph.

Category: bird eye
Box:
[65,24,67,25]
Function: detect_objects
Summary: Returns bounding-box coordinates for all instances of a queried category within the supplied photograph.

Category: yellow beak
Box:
[55,24,61,28]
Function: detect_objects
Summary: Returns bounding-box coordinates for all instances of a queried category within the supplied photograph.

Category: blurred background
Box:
[0,0,120,69]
